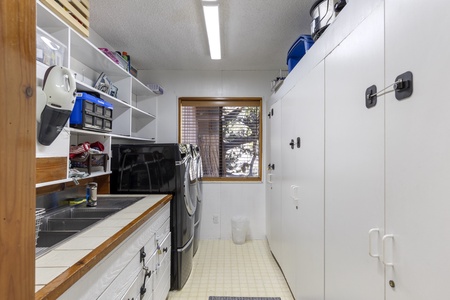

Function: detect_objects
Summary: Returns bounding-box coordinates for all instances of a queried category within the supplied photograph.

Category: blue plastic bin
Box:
[70,92,113,132]
[286,35,314,72]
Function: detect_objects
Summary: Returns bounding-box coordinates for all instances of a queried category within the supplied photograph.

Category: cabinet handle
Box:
[140,247,146,263]
[289,139,295,149]
[382,234,394,266]
[268,173,273,184]
[368,228,380,258]
[163,247,168,253]
[291,185,299,209]
[140,266,152,296]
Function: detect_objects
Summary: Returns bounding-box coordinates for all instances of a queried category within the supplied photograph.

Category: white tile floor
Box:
[168,239,294,300]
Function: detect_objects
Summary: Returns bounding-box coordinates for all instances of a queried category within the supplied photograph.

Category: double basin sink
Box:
[36,196,144,257]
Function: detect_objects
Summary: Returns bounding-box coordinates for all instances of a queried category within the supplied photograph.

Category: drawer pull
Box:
[140,266,152,296]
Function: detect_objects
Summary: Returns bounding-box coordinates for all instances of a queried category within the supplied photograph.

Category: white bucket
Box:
[231,216,249,245]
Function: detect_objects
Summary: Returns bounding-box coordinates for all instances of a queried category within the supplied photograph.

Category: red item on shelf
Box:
[69,142,90,158]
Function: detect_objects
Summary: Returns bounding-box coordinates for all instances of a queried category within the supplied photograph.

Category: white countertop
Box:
[35,194,169,293]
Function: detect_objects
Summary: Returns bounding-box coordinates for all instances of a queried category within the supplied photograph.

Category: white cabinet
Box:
[153,232,171,300]
[384,0,450,299]
[60,203,170,300]
[280,84,301,294]
[266,100,282,260]
[293,62,324,299]
[324,4,385,300]
[36,1,158,187]
[276,62,325,299]
[269,1,450,299]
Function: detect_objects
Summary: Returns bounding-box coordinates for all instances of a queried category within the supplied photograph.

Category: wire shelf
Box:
[35,208,46,245]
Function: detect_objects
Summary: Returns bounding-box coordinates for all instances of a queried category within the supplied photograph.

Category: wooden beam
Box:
[0,0,36,299]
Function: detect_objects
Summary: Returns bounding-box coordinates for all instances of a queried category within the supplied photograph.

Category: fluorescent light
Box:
[202,2,221,60]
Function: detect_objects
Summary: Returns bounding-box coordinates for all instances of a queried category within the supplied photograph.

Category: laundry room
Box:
[2,0,450,299]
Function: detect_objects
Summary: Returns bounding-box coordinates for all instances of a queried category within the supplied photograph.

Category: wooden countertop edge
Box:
[35,194,172,300]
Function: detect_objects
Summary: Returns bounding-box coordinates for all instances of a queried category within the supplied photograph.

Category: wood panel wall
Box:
[0,1,36,299]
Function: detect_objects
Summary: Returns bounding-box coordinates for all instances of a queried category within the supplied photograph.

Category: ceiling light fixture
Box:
[202,1,221,60]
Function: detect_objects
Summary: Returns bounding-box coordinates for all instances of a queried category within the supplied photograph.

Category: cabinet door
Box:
[280,82,302,294]
[280,62,325,299]
[324,4,385,300]
[267,100,283,260]
[385,1,450,299]
[294,61,325,299]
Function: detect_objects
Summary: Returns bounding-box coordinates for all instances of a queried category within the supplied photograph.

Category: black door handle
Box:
[289,139,295,149]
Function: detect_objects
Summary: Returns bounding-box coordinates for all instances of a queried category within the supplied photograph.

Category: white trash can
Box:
[231,216,248,245]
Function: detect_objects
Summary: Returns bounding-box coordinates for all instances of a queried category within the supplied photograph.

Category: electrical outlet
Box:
[213,214,219,224]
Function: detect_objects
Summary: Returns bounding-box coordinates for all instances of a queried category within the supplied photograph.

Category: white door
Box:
[267,100,283,260]
[324,4,385,300]
[385,1,450,299]
[281,81,302,294]
[295,61,325,299]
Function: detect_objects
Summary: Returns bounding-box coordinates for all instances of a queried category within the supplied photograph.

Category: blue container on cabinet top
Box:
[286,35,314,72]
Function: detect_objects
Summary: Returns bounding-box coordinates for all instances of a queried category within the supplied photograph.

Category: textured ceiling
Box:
[90,0,317,71]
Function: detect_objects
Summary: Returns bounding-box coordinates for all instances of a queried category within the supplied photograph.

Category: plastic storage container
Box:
[231,216,249,245]
[70,92,113,132]
[286,35,314,72]
[36,27,66,66]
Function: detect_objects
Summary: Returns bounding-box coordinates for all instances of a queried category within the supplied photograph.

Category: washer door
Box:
[183,156,197,216]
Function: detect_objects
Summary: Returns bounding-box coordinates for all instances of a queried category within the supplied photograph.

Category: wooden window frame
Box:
[179,97,263,182]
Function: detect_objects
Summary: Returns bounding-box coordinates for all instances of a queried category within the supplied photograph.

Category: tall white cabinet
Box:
[267,0,450,299]
[324,5,385,300]
[268,62,325,299]
[290,62,324,299]
[267,100,282,261]
[384,0,450,298]
[280,80,302,295]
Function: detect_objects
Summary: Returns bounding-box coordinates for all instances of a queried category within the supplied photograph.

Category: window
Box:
[179,97,262,181]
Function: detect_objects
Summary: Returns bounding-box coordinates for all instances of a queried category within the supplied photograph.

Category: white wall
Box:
[138,70,275,240]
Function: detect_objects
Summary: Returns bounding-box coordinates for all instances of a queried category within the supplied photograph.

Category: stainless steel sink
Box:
[46,218,103,231]
[35,196,145,257]
[36,231,78,248]
[95,196,144,209]
[48,208,121,219]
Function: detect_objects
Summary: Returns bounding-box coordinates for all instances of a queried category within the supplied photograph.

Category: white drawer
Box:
[154,233,171,294]
[156,218,170,245]
[157,232,171,265]
[153,245,171,300]
[150,203,170,234]
[98,231,156,300]
[141,252,157,300]
[120,273,141,300]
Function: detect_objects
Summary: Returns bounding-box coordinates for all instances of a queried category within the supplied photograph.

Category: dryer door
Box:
[196,155,203,203]
[183,156,197,216]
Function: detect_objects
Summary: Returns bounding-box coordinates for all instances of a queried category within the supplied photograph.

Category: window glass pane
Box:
[180,98,261,180]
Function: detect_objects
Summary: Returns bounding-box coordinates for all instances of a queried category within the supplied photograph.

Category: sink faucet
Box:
[86,182,98,207]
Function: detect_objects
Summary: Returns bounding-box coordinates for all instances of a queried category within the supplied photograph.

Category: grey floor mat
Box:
[209,297,281,300]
